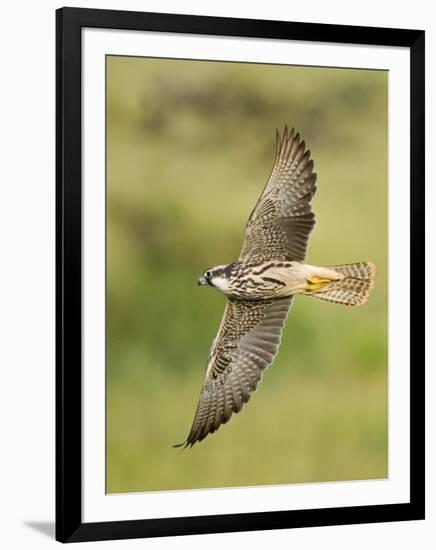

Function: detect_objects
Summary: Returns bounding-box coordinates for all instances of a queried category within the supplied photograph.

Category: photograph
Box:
[0,0,429,547]
[106,55,388,494]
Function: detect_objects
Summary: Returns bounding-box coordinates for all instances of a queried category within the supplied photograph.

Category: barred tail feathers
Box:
[306,262,376,307]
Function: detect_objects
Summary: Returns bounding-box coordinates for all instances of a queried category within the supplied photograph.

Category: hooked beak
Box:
[197,276,208,286]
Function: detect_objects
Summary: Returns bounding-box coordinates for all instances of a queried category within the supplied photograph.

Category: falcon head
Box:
[197,262,239,293]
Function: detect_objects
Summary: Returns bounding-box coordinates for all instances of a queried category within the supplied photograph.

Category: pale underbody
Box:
[209,261,344,300]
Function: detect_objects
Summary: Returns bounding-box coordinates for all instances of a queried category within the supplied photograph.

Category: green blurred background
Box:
[106,56,388,493]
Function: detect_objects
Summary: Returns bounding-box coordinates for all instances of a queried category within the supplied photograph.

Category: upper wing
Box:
[176,296,293,447]
[239,126,317,262]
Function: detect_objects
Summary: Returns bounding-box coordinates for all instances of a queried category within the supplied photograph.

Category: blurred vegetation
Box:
[106,56,388,493]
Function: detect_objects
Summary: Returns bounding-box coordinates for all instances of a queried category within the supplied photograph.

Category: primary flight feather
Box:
[175,126,375,448]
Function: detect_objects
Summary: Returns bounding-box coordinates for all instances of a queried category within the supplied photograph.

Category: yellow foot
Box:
[306,276,331,292]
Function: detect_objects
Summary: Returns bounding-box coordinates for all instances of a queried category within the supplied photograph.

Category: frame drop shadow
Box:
[24,521,54,539]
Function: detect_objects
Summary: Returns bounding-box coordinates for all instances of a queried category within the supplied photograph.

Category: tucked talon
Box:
[306,276,331,291]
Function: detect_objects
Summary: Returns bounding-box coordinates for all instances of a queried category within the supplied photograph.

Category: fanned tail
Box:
[306,262,376,307]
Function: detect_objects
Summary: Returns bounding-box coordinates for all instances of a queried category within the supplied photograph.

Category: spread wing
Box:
[239,126,317,262]
[175,296,293,448]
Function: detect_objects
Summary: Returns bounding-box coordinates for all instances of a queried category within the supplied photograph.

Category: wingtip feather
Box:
[275,128,280,158]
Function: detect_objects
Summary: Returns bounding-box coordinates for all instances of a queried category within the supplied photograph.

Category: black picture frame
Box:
[56,6,425,543]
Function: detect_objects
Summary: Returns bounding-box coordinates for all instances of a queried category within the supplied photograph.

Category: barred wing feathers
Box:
[175,296,293,447]
[239,126,317,262]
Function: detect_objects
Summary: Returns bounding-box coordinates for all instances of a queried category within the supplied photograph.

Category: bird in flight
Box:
[175,126,375,448]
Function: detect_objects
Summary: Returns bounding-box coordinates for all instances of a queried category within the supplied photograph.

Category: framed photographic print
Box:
[56,7,425,543]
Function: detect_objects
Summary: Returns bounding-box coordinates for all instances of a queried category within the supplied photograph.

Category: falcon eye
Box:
[205,271,212,279]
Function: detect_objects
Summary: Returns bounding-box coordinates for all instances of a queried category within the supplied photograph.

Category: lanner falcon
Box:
[175,126,376,448]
